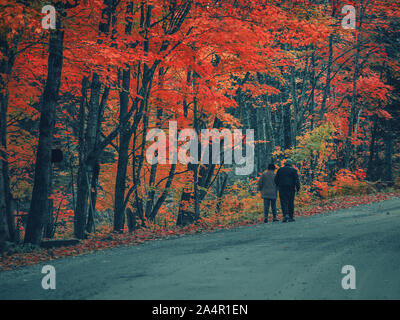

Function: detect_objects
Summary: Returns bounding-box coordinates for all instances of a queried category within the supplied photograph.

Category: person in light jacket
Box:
[258,163,279,223]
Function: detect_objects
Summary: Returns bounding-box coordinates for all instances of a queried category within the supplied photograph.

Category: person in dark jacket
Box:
[258,163,279,223]
[274,159,300,222]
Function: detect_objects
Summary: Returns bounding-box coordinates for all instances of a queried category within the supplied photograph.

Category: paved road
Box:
[1,198,400,300]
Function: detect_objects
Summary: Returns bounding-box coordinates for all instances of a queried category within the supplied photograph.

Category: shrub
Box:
[313,180,329,198]
[333,169,372,196]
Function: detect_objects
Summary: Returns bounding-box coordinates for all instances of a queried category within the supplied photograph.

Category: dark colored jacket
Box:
[258,170,277,199]
[274,165,300,192]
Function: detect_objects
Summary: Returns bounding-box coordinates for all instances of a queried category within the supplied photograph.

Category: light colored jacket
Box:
[258,170,277,199]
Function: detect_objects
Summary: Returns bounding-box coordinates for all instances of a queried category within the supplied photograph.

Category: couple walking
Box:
[258,159,300,223]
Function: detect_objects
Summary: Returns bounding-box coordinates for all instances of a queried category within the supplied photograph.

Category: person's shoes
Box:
[264,218,268,223]
[272,217,279,222]
[282,217,288,223]
[288,217,296,222]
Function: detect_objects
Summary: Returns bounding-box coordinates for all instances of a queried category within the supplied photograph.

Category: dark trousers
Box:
[279,186,295,218]
[263,198,277,218]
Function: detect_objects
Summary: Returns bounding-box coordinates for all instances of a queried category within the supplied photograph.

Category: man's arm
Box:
[294,169,300,192]
[258,174,264,191]
[274,169,280,187]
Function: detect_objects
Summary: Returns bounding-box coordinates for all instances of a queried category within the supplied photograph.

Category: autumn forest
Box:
[0,0,400,265]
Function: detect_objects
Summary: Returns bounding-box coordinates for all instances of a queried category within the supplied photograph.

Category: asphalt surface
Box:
[0,198,399,300]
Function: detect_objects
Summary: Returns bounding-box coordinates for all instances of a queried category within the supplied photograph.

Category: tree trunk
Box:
[85,85,109,233]
[192,92,200,221]
[86,162,100,233]
[320,32,333,119]
[149,164,176,221]
[126,207,137,232]
[384,119,393,182]
[114,68,132,232]
[367,116,378,181]
[0,91,15,242]
[0,27,21,243]
[344,0,365,169]
[216,172,228,214]
[177,116,220,226]
[43,199,55,238]
[265,103,275,162]
[309,50,316,130]
[75,73,101,239]
[0,159,8,252]
[74,0,118,238]
[283,103,292,150]
[25,27,64,245]
[74,76,88,238]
